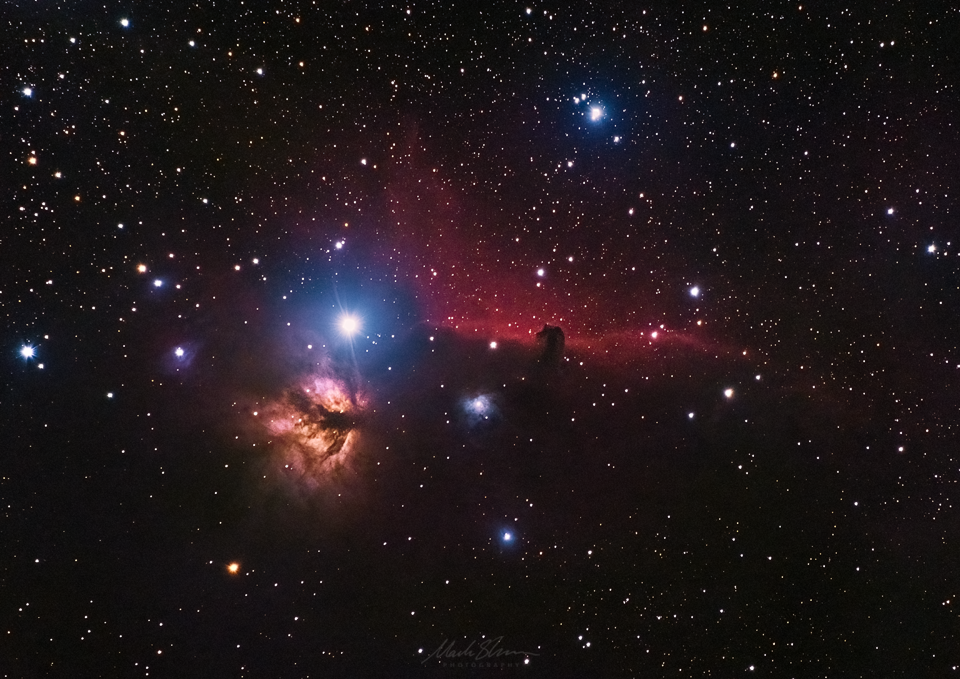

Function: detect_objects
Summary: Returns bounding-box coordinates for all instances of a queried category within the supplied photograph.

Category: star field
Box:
[4,1,960,676]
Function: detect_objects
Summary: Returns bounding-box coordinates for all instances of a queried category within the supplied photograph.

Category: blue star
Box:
[339,314,361,336]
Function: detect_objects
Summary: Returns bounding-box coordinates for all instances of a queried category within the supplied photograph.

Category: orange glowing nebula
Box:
[258,372,365,485]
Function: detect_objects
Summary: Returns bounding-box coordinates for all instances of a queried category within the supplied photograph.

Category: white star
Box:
[20,346,35,358]
[339,314,360,336]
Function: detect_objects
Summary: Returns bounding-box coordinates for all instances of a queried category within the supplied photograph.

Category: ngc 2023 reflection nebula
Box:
[259,372,366,486]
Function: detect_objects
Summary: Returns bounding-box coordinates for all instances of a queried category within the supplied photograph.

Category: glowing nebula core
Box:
[260,373,365,486]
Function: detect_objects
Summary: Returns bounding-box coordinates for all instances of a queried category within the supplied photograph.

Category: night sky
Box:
[4,1,960,676]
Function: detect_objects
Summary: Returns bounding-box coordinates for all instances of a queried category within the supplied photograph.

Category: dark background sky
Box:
[3,1,960,676]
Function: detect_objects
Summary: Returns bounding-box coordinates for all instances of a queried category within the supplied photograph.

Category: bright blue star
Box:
[120,18,130,27]
[503,532,512,542]
[22,87,32,97]
[174,347,185,358]
[690,286,700,298]
[339,314,361,336]
[20,346,35,359]
[153,279,163,287]
[589,106,603,122]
